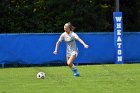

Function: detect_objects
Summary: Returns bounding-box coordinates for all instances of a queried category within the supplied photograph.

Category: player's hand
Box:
[53,50,57,55]
[84,44,89,48]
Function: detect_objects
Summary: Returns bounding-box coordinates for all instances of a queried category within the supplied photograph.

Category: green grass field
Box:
[0,64,140,93]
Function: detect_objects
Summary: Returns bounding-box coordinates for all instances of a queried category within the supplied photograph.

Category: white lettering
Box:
[117,36,122,42]
[117,23,121,28]
[117,43,122,48]
[115,15,123,63]
[117,30,121,35]
[118,50,122,55]
[118,56,122,62]
[115,17,122,22]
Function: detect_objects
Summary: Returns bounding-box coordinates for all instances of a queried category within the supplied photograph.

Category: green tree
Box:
[0,0,139,33]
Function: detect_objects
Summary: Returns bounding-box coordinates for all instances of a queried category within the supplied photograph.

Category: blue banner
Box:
[1,32,140,65]
[0,33,115,65]
[113,12,124,64]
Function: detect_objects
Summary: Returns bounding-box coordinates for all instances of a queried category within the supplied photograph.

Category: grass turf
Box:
[0,64,140,93]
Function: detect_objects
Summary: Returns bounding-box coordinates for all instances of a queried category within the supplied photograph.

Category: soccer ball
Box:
[37,72,45,79]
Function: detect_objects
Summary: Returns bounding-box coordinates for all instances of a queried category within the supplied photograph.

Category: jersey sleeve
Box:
[73,32,79,39]
[58,33,64,42]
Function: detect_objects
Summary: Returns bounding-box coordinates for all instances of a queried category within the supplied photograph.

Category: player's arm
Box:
[77,37,89,48]
[53,41,61,55]
[53,33,64,55]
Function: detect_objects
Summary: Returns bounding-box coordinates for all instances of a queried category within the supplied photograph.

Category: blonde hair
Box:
[65,22,75,31]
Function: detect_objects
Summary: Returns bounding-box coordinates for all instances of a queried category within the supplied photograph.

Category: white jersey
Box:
[58,31,79,57]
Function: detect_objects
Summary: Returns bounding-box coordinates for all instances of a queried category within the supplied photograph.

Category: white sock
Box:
[71,64,76,71]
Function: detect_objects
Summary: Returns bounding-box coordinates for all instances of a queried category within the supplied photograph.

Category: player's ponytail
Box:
[65,22,76,31]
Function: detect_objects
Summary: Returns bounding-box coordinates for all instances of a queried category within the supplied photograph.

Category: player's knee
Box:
[67,61,72,67]
[67,62,70,66]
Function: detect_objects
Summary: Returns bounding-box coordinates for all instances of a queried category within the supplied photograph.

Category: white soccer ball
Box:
[37,72,45,79]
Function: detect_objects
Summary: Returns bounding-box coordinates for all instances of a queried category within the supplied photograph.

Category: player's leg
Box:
[66,57,70,65]
[67,55,74,68]
[67,55,80,76]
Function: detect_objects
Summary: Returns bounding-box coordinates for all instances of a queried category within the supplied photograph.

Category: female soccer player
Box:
[53,22,88,77]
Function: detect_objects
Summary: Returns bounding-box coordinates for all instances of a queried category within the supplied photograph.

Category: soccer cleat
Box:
[73,69,80,77]
[74,73,80,77]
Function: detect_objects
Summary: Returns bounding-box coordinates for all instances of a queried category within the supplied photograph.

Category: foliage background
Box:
[0,0,140,33]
